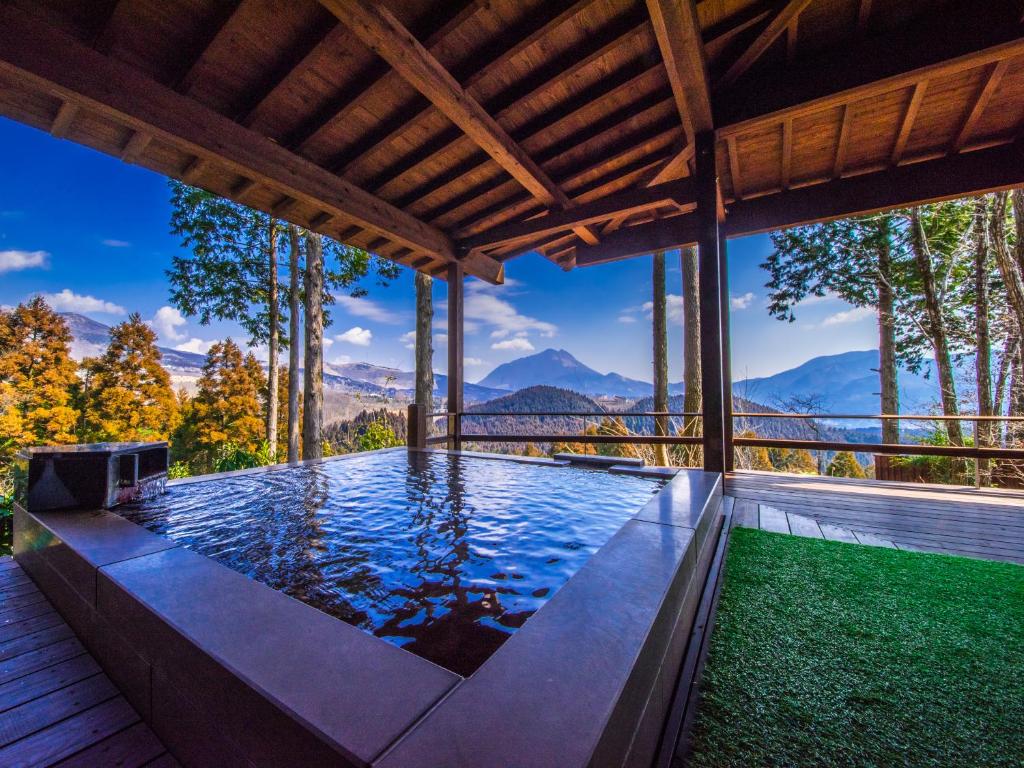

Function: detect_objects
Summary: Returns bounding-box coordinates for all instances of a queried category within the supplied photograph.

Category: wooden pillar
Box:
[695,131,726,474]
[407,403,426,449]
[719,225,735,472]
[447,263,464,451]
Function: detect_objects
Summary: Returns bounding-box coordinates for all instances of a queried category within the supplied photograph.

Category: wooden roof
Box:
[1,0,1022,283]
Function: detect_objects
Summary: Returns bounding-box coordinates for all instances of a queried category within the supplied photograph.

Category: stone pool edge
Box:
[14,447,722,768]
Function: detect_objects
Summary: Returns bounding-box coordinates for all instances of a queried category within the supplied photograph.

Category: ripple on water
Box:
[120,452,664,675]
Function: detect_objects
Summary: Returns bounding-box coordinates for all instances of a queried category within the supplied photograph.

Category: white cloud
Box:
[322,337,334,348]
[400,330,416,350]
[174,338,215,355]
[0,250,49,274]
[730,292,755,310]
[102,239,131,248]
[336,295,401,324]
[150,306,187,341]
[822,306,874,326]
[797,291,842,306]
[41,289,125,315]
[492,338,535,352]
[331,354,353,365]
[618,315,637,324]
[640,294,685,322]
[465,357,486,367]
[337,326,372,346]
[464,283,557,339]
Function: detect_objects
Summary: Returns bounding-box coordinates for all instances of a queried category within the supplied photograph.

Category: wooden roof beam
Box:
[49,101,78,138]
[458,178,696,253]
[322,0,601,249]
[173,0,248,93]
[953,59,1011,152]
[715,0,1024,129]
[0,5,502,284]
[576,140,1024,266]
[891,81,927,165]
[718,0,815,89]
[646,0,713,145]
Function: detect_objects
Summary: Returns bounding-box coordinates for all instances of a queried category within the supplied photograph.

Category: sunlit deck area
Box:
[726,470,1024,564]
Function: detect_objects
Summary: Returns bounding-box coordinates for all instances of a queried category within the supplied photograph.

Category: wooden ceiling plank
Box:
[786,16,799,62]
[726,135,743,199]
[716,0,1024,131]
[718,0,816,89]
[174,0,248,94]
[953,59,1011,152]
[322,0,600,249]
[49,101,79,138]
[891,80,928,165]
[0,5,503,283]
[857,0,873,31]
[646,0,713,145]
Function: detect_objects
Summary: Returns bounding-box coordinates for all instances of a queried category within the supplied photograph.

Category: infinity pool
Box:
[119,450,663,675]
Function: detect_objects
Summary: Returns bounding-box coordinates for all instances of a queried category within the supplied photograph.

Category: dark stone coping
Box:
[15,450,722,768]
[554,452,645,467]
[610,464,683,478]
[410,447,572,467]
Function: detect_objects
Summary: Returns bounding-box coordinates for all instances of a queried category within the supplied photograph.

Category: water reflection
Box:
[121,452,663,675]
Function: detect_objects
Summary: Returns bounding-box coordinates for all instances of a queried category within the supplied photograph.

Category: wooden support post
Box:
[447,263,464,451]
[719,230,735,472]
[407,403,427,449]
[695,132,726,475]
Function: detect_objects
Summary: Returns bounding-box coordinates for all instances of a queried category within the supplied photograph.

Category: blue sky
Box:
[0,117,878,381]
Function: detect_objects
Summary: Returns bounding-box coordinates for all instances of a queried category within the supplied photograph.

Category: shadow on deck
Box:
[0,556,176,767]
[726,470,1024,564]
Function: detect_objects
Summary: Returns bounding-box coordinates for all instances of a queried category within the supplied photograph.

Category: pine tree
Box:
[0,298,79,458]
[827,451,867,479]
[189,339,267,453]
[82,314,178,442]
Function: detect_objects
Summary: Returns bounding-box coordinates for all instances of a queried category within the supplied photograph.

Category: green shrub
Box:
[356,420,402,452]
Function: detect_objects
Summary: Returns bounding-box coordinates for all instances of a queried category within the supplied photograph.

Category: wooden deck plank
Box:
[0,625,75,663]
[0,583,42,602]
[0,673,118,748]
[786,514,824,539]
[1,601,56,628]
[758,505,791,534]
[732,499,759,529]
[0,695,139,767]
[818,523,859,544]
[51,721,167,768]
[0,611,64,645]
[0,655,101,715]
[0,592,49,615]
[0,639,86,687]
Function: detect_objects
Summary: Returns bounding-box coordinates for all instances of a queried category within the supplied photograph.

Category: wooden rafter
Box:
[718,0,815,89]
[173,0,248,93]
[891,81,928,165]
[646,0,713,145]
[857,0,873,31]
[0,5,502,284]
[953,59,1011,151]
[833,103,853,178]
[781,119,793,189]
[49,101,78,138]
[120,131,152,164]
[726,136,743,199]
[458,178,695,253]
[786,16,799,62]
[322,0,601,248]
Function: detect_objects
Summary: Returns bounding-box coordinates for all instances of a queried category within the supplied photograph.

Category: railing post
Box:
[447,262,464,451]
[407,403,426,449]
[695,131,726,475]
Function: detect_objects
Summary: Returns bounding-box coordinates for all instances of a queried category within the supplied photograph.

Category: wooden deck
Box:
[0,556,176,768]
[726,471,1024,564]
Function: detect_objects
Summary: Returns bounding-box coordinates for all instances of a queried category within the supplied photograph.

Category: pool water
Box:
[119,451,663,675]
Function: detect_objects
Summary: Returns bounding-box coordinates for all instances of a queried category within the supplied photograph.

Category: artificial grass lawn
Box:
[688,527,1024,768]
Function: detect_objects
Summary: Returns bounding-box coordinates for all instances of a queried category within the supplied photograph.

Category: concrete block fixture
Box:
[15,443,723,767]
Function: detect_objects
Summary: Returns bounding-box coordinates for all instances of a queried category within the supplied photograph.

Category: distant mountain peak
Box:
[478,347,657,397]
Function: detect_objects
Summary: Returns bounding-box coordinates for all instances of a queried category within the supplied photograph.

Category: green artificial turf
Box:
[687,527,1024,768]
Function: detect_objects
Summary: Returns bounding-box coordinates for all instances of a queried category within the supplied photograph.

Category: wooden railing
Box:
[407,404,1024,464]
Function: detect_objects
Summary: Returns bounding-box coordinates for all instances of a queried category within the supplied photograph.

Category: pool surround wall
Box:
[14,447,723,768]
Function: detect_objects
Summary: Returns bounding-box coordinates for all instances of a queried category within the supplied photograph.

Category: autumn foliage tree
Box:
[0,298,79,459]
[186,339,267,455]
[82,314,178,441]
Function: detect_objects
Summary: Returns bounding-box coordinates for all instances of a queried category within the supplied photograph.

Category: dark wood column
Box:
[447,263,464,451]
[719,225,735,472]
[695,131,726,474]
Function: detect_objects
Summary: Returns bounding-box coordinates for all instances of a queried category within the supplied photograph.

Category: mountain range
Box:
[61,315,943,417]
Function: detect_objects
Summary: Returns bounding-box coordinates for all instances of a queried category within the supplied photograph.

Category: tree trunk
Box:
[414,272,434,410]
[651,251,670,466]
[287,226,301,463]
[991,193,1024,350]
[266,218,279,461]
[681,246,701,466]
[302,232,324,460]
[909,208,963,445]
[876,218,900,445]
[973,198,993,483]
